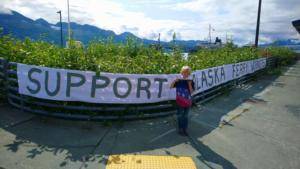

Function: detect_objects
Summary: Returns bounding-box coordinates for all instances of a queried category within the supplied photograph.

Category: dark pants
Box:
[176,106,190,130]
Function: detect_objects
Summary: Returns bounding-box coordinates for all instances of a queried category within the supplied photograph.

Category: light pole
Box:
[67,0,71,43]
[57,10,63,47]
[158,33,161,46]
[255,0,262,47]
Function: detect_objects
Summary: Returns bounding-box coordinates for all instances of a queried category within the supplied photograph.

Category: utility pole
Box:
[67,0,71,43]
[255,0,262,47]
[57,10,63,47]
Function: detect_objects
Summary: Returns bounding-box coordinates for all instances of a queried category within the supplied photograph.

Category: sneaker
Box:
[182,129,189,136]
[178,129,184,136]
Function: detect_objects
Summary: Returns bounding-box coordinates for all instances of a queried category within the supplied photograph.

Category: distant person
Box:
[215,37,222,45]
[170,66,194,136]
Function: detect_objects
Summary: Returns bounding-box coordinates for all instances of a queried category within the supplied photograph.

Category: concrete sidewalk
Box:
[0,62,300,169]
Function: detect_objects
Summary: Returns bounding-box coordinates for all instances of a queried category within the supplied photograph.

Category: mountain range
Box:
[1,10,299,51]
[0,10,208,51]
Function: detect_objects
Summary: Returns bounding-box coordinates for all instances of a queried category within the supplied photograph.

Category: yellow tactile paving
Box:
[105,154,197,169]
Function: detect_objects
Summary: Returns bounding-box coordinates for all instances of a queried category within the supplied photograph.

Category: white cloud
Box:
[168,0,300,44]
[1,0,300,44]
[171,0,212,12]
[0,0,12,14]
[2,0,187,41]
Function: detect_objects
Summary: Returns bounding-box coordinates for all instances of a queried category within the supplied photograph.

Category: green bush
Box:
[0,34,297,115]
[0,35,296,74]
[261,47,296,66]
[188,43,260,70]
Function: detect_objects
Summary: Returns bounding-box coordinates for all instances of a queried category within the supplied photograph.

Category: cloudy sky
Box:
[1,0,300,44]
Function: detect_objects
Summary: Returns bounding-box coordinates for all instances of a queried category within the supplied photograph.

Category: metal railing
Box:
[0,57,278,120]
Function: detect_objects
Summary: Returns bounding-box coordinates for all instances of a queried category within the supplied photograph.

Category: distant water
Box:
[294,50,300,53]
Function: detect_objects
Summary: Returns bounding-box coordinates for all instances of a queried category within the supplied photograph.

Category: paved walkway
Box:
[0,61,300,169]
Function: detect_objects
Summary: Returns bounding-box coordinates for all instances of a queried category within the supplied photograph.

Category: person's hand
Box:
[188,80,194,93]
[170,78,179,88]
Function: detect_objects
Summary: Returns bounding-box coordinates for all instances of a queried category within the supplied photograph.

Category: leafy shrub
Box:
[0,34,296,74]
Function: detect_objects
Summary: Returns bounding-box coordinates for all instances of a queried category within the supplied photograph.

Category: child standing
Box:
[170,66,194,136]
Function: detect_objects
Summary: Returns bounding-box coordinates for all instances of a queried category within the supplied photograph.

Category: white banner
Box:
[192,58,267,94]
[17,58,266,104]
